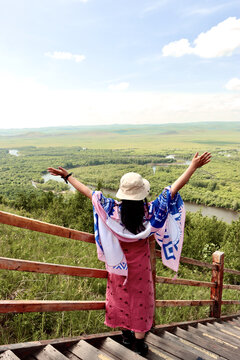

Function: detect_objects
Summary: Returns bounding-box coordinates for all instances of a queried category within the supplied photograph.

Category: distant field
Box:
[1,122,240,150]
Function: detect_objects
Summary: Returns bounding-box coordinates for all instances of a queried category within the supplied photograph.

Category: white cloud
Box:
[108,82,129,91]
[225,78,240,91]
[162,17,240,58]
[45,51,86,62]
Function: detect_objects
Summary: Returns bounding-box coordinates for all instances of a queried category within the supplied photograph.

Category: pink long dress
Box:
[105,237,154,332]
[92,188,185,333]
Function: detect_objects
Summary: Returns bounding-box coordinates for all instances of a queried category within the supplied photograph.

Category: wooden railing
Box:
[0,210,239,320]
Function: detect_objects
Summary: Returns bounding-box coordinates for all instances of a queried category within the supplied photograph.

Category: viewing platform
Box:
[0,210,239,359]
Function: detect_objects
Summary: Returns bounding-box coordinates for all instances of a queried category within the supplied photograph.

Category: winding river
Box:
[40,175,239,223]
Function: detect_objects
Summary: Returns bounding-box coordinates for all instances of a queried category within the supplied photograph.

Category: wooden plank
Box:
[213,321,240,337]
[155,300,214,307]
[222,283,240,290]
[197,323,240,348]
[227,318,240,329]
[69,340,115,360]
[34,344,68,359]
[98,337,145,360]
[156,250,217,270]
[153,313,240,335]
[186,325,239,359]
[156,276,215,288]
[62,350,81,360]
[224,268,240,276]
[146,332,204,360]
[0,211,95,244]
[147,344,180,360]
[162,330,221,360]
[0,331,122,356]
[0,257,108,279]
[0,300,105,313]
[221,300,240,305]
[174,326,237,360]
[0,350,20,360]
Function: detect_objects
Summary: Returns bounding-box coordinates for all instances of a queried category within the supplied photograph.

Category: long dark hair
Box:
[120,198,148,234]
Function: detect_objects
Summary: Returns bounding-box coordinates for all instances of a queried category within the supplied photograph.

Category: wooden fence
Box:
[0,210,239,320]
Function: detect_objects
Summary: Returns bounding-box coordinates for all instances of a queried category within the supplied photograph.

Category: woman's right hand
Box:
[47,166,69,178]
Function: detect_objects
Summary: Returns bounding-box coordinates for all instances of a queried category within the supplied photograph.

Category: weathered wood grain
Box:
[162,330,220,360]
[155,300,214,307]
[174,326,238,360]
[146,332,202,360]
[0,350,20,360]
[156,275,215,288]
[99,337,145,360]
[0,257,107,279]
[69,340,115,360]
[0,300,105,313]
[210,251,224,318]
[0,211,95,243]
[33,344,68,360]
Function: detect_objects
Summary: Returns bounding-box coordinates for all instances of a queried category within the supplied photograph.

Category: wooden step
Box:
[0,350,20,360]
[33,344,69,360]
[98,337,146,360]
[146,332,204,360]
[197,323,240,347]
[146,343,181,360]
[212,321,240,337]
[68,339,116,360]
[187,325,239,359]
[174,326,236,360]
[162,330,219,360]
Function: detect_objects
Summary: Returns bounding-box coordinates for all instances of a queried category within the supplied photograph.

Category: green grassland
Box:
[1,122,240,150]
[0,121,240,344]
[1,122,240,209]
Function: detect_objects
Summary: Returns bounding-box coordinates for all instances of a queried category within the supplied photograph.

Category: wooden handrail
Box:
[0,211,95,243]
[224,268,240,276]
[0,210,240,321]
[155,300,214,307]
[155,276,215,288]
[0,257,108,278]
[0,300,105,313]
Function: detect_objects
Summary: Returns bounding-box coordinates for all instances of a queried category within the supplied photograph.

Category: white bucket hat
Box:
[116,172,150,200]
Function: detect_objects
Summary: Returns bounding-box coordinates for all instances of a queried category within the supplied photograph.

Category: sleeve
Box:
[149,187,174,229]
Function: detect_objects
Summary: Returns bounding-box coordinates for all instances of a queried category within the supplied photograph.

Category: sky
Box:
[0,0,240,129]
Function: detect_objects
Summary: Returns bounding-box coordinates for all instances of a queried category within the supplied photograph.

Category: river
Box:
[42,173,76,191]
[40,176,239,223]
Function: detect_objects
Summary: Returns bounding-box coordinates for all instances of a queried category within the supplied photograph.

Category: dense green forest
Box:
[0,122,239,344]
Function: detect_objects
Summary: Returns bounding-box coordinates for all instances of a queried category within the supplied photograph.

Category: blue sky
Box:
[0,0,240,128]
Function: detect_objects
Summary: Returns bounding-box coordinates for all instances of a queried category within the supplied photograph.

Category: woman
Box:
[48,151,211,355]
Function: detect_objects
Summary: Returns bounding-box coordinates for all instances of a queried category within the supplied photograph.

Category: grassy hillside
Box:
[1,122,240,149]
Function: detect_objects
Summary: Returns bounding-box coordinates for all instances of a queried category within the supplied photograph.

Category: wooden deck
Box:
[0,314,240,359]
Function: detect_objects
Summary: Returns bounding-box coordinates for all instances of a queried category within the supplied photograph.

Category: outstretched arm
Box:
[170,152,211,199]
[47,167,92,200]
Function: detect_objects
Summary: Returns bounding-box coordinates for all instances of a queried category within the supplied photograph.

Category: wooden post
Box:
[149,235,156,326]
[210,251,224,318]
